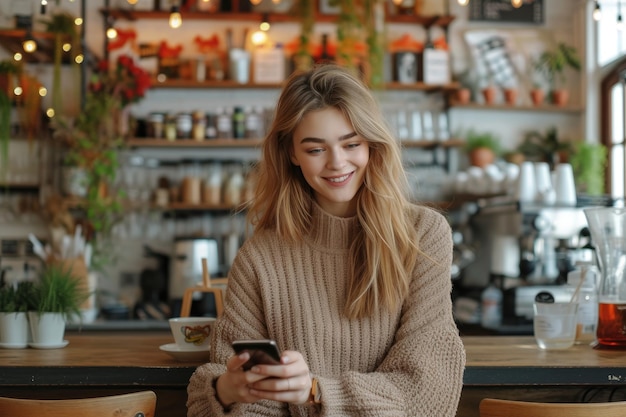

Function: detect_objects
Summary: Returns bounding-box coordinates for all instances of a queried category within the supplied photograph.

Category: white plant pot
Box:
[28,312,66,347]
[0,312,29,348]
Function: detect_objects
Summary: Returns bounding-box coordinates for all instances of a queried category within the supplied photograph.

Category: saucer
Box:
[159,343,209,362]
[0,341,28,349]
[29,340,69,349]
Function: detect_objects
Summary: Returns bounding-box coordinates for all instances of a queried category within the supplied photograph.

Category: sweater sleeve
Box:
[316,209,466,417]
[186,244,290,417]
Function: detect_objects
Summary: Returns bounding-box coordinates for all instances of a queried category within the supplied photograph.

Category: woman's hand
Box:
[215,350,312,407]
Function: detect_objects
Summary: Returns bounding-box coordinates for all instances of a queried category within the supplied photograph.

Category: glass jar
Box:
[192,111,206,141]
[147,112,165,139]
[176,113,193,139]
[164,115,177,141]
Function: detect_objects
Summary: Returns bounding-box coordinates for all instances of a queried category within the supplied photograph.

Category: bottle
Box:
[481,277,503,329]
[232,106,245,139]
[244,106,260,139]
[566,261,599,344]
[318,33,334,63]
[216,107,233,139]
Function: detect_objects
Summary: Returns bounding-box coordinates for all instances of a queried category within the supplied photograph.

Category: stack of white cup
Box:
[517,161,577,206]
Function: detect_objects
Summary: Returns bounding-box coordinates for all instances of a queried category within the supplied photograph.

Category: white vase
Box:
[0,312,29,348]
[28,312,67,348]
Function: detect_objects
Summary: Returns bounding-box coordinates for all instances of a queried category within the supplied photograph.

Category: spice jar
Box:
[148,112,165,139]
[192,111,206,141]
[164,115,177,141]
[176,113,193,139]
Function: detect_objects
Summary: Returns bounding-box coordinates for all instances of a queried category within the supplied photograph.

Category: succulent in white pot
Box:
[0,281,37,348]
[28,264,89,349]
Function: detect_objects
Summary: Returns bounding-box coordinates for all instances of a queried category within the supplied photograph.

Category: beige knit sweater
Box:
[187,203,466,417]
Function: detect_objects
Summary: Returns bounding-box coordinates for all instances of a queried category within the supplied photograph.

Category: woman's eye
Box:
[346,142,361,149]
[306,148,323,154]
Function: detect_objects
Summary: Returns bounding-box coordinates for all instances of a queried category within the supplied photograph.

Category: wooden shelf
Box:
[449,102,584,113]
[0,29,75,65]
[127,138,463,149]
[150,78,460,91]
[102,9,455,28]
[0,183,40,191]
[126,138,263,147]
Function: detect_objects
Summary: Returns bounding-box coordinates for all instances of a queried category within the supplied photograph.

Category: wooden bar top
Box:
[2,333,626,388]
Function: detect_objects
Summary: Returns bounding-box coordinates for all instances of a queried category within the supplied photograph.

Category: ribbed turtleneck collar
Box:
[304,202,360,253]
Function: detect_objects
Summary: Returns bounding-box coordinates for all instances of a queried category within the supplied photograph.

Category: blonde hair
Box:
[247,64,419,319]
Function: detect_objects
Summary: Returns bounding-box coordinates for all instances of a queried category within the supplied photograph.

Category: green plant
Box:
[517,127,572,168]
[294,0,315,71]
[33,264,89,318]
[570,142,607,196]
[535,43,581,91]
[464,131,501,155]
[0,281,37,313]
[0,60,21,176]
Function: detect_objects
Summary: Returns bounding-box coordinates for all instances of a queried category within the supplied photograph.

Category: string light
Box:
[511,0,523,8]
[107,27,118,39]
[260,13,270,31]
[22,33,37,53]
[169,4,182,29]
[593,1,602,21]
[40,0,47,14]
[62,42,72,52]
[250,0,262,5]
[457,0,469,6]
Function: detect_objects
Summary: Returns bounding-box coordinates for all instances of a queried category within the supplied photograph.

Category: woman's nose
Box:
[326,148,347,169]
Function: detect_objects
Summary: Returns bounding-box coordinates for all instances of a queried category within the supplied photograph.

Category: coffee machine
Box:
[460,197,592,324]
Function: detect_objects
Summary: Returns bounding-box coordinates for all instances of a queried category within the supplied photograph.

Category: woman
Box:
[187,64,465,417]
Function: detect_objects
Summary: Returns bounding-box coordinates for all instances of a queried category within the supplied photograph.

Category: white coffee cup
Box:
[517,162,536,203]
[554,163,577,206]
[169,317,216,351]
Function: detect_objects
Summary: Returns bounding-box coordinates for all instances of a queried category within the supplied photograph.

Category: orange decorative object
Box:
[193,35,221,53]
[159,41,184,59]
[390,34,423,53]
[432,36,449,51]
[107,28,137,51]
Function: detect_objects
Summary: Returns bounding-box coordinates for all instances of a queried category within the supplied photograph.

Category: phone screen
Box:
[232,339,281,370]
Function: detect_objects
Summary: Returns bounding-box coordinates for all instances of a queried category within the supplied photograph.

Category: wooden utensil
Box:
[179,258,224,318]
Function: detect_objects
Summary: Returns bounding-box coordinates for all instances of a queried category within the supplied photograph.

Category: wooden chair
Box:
[0,390,157,417]
[180,258,225,318]
[479,398,626,417]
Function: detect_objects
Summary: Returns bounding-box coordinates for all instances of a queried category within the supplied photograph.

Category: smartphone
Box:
[232,339,282,371]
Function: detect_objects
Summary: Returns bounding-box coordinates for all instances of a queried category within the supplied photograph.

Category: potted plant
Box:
[0,281,36,348]
[569,142,607,196]
[28,264,89,348]
[535,42,581,106]
[517,127,572,169]
[464,131,501,168]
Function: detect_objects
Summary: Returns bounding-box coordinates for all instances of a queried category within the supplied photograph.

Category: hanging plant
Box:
[295,0,315,71]
[364,0,386,88]
[40,12,81,116]
[333,0,366,73]
[0,60,21,178]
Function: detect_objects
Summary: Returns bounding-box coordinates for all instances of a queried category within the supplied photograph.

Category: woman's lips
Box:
[324,172,353,186]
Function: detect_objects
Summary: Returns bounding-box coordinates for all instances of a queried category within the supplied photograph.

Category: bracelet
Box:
[308,377,321,405]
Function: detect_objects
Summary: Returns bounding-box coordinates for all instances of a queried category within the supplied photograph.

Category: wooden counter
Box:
[2,333,626,417]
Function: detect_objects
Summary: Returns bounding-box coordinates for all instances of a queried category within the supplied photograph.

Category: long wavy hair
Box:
[247,64,419,319]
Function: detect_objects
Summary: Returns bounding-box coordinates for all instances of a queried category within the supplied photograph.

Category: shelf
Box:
[0,29,75,65]
[127,138,463,149]
[102,9,455,28]
[0,183,40,191]
[126,138,263,147]
[150,79,460,91]
[449,102,584,113]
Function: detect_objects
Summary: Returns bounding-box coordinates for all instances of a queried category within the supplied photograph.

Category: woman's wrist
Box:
[215,374,235,410]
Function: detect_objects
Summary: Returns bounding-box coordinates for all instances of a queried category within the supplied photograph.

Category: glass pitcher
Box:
[584,207,626,347]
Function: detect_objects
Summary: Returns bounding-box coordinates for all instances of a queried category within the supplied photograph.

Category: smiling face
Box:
[290,107,370,217]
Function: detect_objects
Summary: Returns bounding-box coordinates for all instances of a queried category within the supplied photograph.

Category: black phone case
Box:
[232,340,281,370]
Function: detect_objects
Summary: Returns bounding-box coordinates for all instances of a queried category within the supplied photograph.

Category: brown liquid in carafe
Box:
[597,303,626,347]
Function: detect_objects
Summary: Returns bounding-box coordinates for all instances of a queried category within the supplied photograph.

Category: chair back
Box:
[479,398,626,417]
[0,390,157,417]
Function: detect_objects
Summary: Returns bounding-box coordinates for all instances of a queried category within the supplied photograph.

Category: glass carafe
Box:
[584,207,626,347]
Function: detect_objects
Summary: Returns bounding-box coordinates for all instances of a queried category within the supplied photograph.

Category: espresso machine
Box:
[461,197,592,323]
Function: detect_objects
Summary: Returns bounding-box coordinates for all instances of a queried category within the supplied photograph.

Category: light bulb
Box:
[458,0,469,5]
[251,30,267,46]
[393,0,403,5]
[593,2,601,21]
[250,0,262,5]
[62,42,71,52]
[107,27,118,39]
[13,52,22,61]
[39,87,47,97]
[260,21,270,31]
[14,87,23,96]
[511,0,523,8]
[75,54,84,64]
[23,38,37,53]
[169,6,182,29]
[75,17,83,26]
